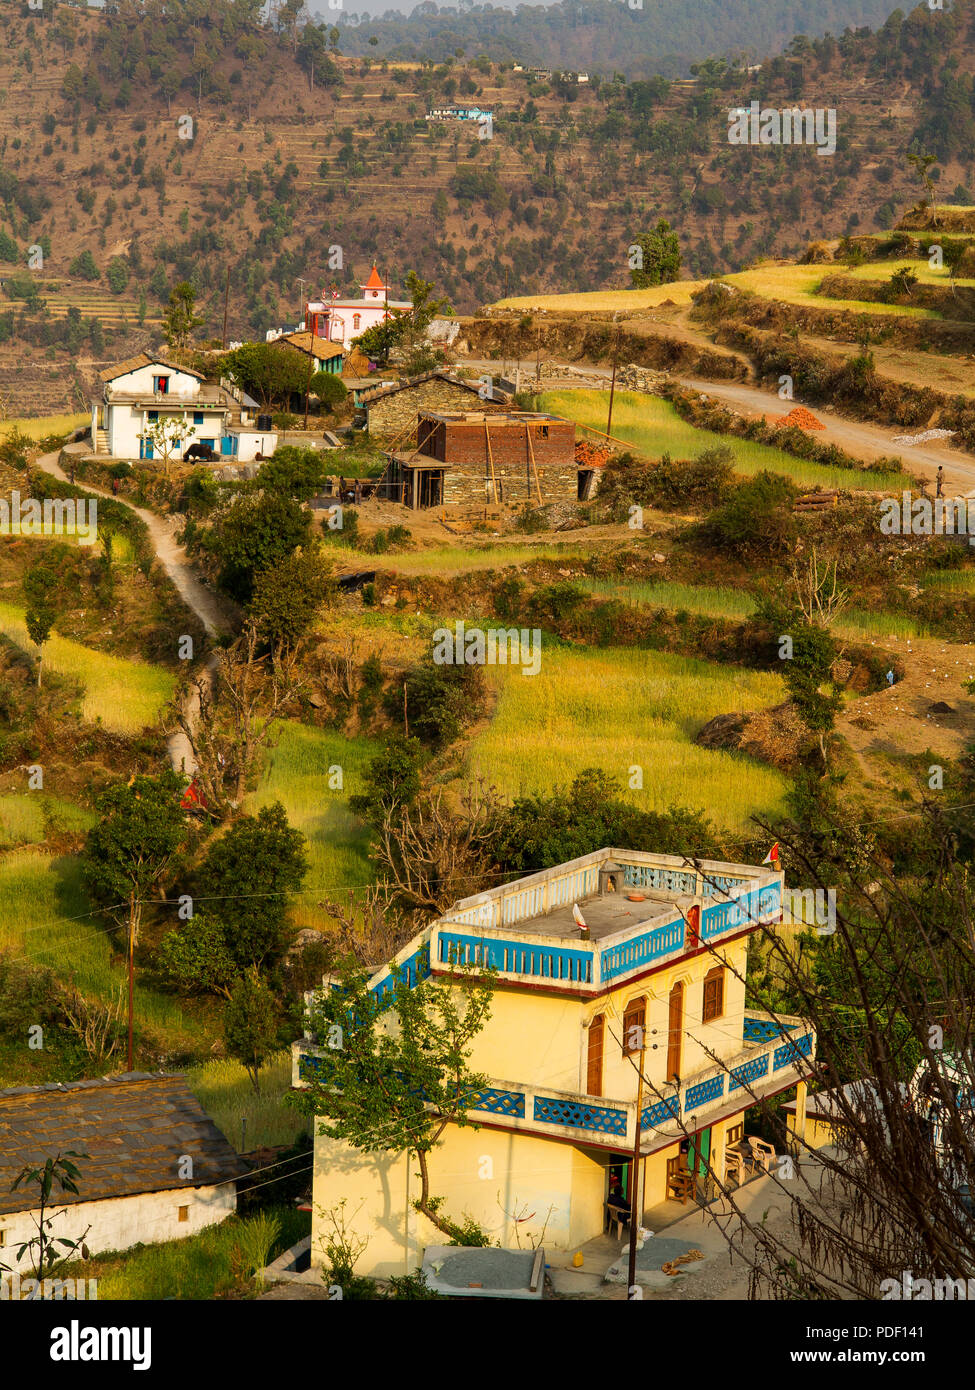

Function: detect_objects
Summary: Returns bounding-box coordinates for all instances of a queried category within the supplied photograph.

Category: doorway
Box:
[586,1013,604,1096]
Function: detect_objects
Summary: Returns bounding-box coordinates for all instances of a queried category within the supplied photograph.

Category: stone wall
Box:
[366,377,503,439]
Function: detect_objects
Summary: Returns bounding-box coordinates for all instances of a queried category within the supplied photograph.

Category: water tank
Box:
[256,414,273,431]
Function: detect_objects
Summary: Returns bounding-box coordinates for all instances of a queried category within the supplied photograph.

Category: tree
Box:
[25,603,54,688]
[907,151,940,226]
[629,219,682,288]
[224,969,280,1093]
[175,622,303,819]
[164,282,204,351]
[780,622,843,765]
[68,249,99,282]
[201,489,311,603]
[292,956,494,1240]
[106,256,129,294]
[82,770,187,950]
[256,445,328,501]
[310,372,347,412]
[250,545,332,653]
[223,342,309,411]
[139,416,195,474]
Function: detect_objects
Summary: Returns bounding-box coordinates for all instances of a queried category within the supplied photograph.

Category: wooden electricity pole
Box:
[607,323,621,439]
[627,1030,647,1295]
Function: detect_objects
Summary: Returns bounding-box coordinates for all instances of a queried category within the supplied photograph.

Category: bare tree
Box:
[791,548,850,629]
[176,622,303,820]
[317,883,420,968]
[373,779,501,915]
[59,984,125,1067]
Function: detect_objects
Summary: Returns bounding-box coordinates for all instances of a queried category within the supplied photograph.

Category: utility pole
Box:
[607,323,620,439]
[127,897,135,1072]
[296,277,307,328]
[303,341,315,431]
[221,265,230,349]
[627,1030,647,1295]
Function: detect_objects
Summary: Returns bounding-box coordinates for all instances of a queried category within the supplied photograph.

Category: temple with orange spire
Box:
[300,265,412,346]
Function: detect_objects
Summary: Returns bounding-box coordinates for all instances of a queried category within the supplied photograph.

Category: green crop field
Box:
[0,846,219,1076]
[0,601,174,733]
[0,793,95,849]
[0,413,88,439]
[186,1053,309,1153]
[466,645,789,833]
[579,577,932,640]
[333,542,592,576]
[539,390,906,492]
[721,264,936,316]
[251,721,383,932]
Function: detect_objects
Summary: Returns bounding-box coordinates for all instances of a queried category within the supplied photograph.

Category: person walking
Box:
[936,465,944,499]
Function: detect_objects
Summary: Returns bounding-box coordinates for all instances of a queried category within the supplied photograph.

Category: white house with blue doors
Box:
[90,354,276,463]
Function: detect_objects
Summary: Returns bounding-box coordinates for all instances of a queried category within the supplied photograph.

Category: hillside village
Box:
[0,0,973,1343]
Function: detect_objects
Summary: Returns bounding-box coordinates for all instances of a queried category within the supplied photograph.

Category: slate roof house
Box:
[361,370,509,441]
[0,1073,247,1269]
[91,354,276,463]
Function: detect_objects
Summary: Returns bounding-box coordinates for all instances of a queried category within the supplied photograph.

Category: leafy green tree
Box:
[25,602,54,688]
[106,256,130,294]
[68,249,99,282]
[82,770,187,949]
[224,342,309,411]
[155,912,239,1000]
[224,969,280,1093]
[350,736,424,819]
[310,372,347,411]
[164,281,204,350]
[201,489,311,603]
[291,956,494,1240]
[629,219,682,288]
[257,445,328,501]
[195,802,308,970]
[250,545,332,652]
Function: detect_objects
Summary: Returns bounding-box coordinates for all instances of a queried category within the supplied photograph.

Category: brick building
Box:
[381,409,577,509]
[361,370,508,442]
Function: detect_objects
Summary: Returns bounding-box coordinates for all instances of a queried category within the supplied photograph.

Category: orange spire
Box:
[364,265,385,290]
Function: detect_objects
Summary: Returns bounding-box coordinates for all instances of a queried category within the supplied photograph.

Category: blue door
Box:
[220,437,233,457]
[140,439,154,459]
[201,439,215,450]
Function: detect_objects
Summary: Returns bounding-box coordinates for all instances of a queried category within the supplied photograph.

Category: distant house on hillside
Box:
[300,266,411,347]
[361,369,508,440]
[0,1073,248,1271]
[425,105,494,123]
[91,353,276,462]
[270,330,345,377]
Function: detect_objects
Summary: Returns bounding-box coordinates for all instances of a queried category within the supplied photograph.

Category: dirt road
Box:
[464,356,975,491]
[35,444,232,773]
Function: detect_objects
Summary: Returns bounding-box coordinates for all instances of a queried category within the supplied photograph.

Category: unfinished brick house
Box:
[361,371,509,442]
[381,409,577,509]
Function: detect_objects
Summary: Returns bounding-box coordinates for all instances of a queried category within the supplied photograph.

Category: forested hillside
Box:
[0,0,971,413]
[335,0,907,81]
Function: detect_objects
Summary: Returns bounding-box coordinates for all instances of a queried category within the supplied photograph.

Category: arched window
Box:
[353,313,361,331]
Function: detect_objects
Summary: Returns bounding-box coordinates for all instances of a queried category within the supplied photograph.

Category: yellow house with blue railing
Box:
[293,847,816,1277]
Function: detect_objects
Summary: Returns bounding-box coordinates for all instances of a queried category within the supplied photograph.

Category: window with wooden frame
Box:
[702,966,725,1023]
[726,1122,744,1146]
[622,996,646,1056]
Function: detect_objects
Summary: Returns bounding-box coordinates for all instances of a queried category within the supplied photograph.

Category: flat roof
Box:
[515,890,679,943]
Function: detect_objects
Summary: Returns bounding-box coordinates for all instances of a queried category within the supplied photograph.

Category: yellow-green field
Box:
[580,577,930,640]
[0,413,88,439]
[840,258,975,288]
[0,793,95,848]
[466,645,789,833]
[334,543,592,576]
[493,281,704,312]
[186,1053,308,1152]
[251,721,382,931]
[0,601,174,733]
[720,264,935,317]
[11,527,134,562]
[539,390,905,492]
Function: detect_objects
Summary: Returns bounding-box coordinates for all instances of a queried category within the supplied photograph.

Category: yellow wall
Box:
[311,1125,610,1278]
[450,938,750,1105]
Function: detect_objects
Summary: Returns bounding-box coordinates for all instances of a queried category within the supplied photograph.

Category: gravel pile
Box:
[428,1248,537,1291]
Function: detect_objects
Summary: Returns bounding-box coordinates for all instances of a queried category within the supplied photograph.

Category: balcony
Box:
[419,848,783,998]
[293,1011,815,1156]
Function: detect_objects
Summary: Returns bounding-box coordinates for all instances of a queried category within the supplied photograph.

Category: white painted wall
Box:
[0,1185,236,1270]
[107,364,202,398]
[106,403,228,460]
